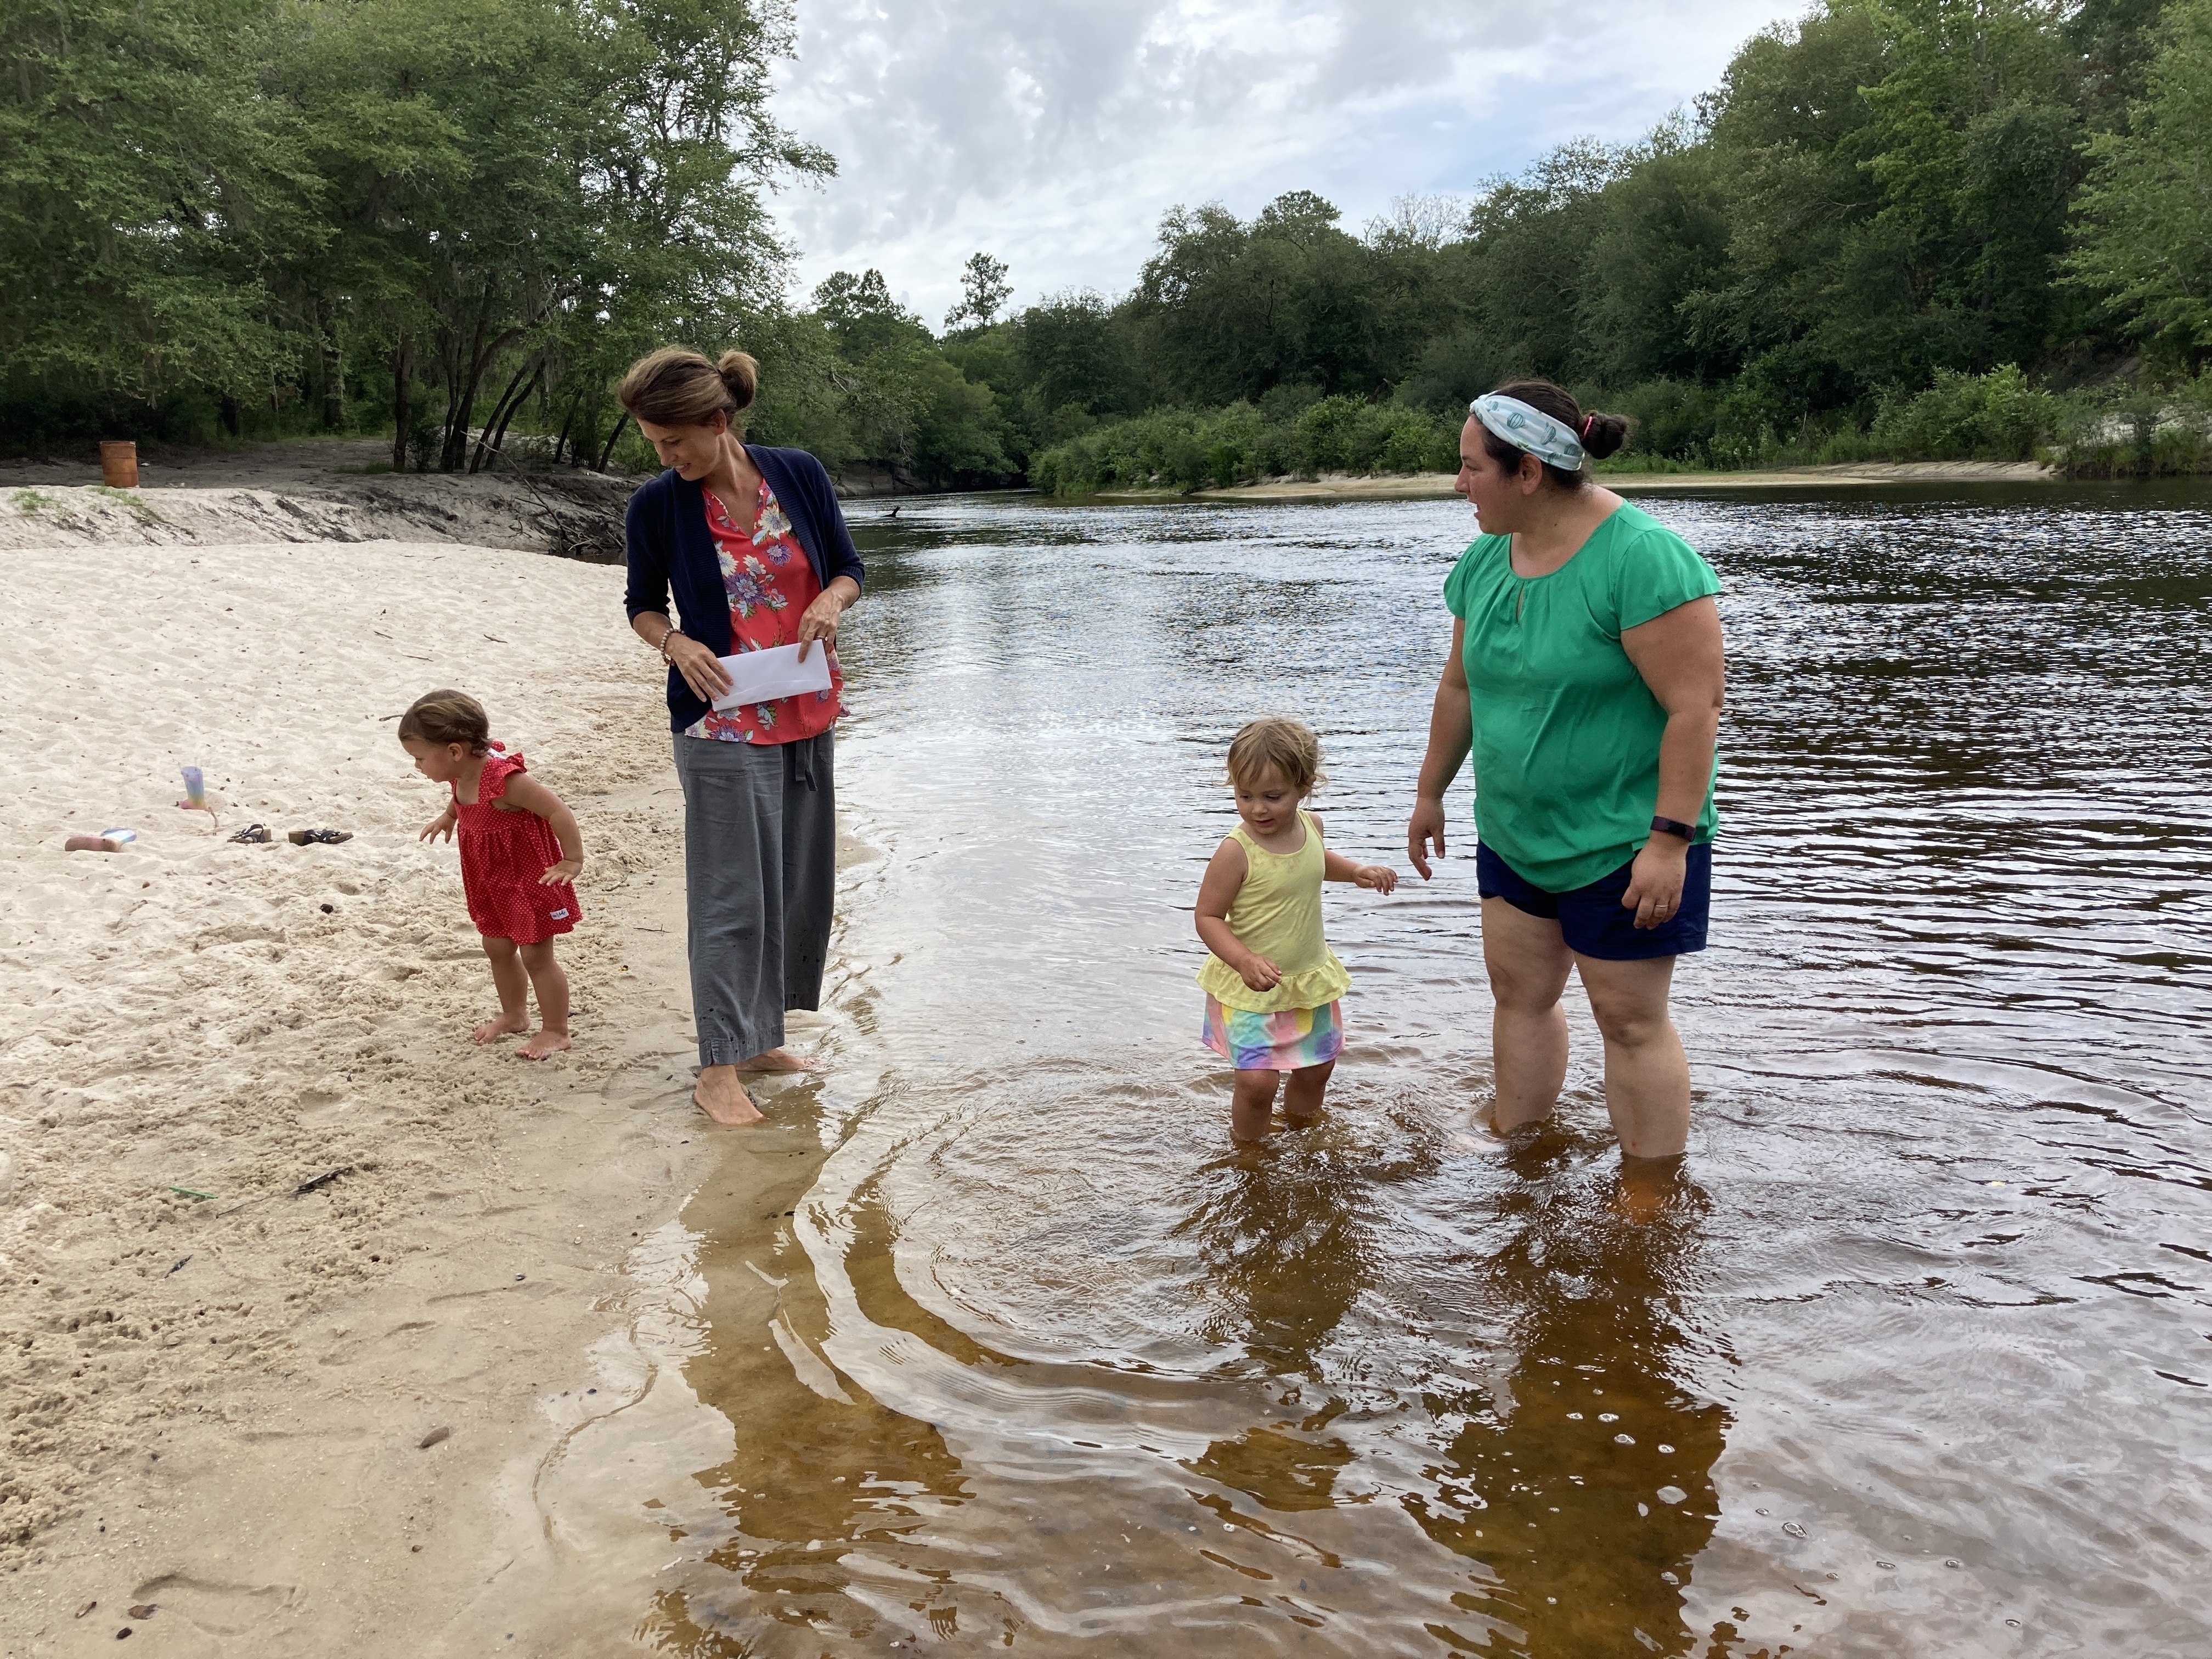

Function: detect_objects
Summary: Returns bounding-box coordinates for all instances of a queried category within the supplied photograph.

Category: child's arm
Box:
[499,774,585,883]
[1308,813,1397,893]
[420,804,456,844]
[1195,838,1282,992]
[1322,847,1397,893]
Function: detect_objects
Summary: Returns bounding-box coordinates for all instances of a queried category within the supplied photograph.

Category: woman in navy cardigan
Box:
[619,347,865,1125]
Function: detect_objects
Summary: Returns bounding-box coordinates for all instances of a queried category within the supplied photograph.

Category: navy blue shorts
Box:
[1476,842,1712,961]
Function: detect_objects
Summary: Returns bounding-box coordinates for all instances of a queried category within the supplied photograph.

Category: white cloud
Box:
[766,0,1804,324]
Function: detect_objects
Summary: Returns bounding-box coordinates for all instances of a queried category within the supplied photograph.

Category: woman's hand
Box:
[540,857,584,885]
[794,584,850,662]
[420,810,455,844]
[667,632,733,703]
[1408,794,1449,881]
[1238,953,1284,993]
[1621,837,1689,929]
[1354,863,1398,894]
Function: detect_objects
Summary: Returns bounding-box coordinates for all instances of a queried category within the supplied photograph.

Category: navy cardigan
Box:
[623,446,866,734]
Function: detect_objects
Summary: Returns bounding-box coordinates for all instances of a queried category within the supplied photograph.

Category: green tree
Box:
[944,252,1012,331]
[2070,0,2212,367]
[1577,121,1735,386]
[0,0,317,415]
[1015,290,1128,417]
[1458,140,1631,382]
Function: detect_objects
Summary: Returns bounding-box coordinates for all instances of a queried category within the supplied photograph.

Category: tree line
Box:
[7,0,2210,486]
[3,0,826,471]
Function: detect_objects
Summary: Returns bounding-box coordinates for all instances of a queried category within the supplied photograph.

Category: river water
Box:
[629,486,2212,1657]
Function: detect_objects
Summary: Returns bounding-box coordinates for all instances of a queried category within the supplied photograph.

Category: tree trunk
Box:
[469,356,539,474]
[594,412,630,472]
[550,388,582,467]
[220,394,241,438]
[319,301,343,431]
[390,337,414,471]
[440,285,497,472]
[479,358,544,473]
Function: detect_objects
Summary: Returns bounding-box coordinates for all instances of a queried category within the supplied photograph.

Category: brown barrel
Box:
[99,441,139,488]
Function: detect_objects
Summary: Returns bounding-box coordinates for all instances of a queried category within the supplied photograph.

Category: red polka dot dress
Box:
[454,747,578,944]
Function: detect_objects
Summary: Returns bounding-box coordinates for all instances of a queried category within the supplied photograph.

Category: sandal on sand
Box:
[230,824,273,843]
[288,828,353,845]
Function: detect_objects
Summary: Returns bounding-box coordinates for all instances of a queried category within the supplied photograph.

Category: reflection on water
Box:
[636,484,2212,1656]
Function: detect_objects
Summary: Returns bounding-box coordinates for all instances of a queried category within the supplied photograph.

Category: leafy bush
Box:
[1864,365,2055,460]
[1605,379,1723,461]
[2050,374,2212,475]
[1030,397,1458,494]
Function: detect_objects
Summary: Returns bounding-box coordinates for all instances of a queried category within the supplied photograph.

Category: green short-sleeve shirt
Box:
[1442,501,1720,893]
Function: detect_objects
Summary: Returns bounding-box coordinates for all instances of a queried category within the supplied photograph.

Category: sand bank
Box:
[1,438,635,560]
[1091,458,2060,502]
[0,533,840,1652]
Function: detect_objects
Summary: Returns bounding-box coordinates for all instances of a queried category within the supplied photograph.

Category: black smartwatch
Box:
[1650,815,1695,840]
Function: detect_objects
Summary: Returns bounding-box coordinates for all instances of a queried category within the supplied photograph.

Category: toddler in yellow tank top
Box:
[1195,718,1398,1141]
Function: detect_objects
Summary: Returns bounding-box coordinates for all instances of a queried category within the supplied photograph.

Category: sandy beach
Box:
[0,528,839,1652]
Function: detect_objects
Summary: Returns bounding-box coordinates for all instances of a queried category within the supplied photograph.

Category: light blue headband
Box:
[1471,393,1586,471]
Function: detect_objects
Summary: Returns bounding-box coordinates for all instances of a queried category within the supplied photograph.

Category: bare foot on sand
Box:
[694,1064,765,1126]
[735,1047,823,1074]
[473,1012,529,1045]
[517,1029,572,1060]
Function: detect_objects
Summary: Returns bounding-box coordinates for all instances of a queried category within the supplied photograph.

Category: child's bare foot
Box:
[735,1048,822,1075]
[517,1029,572,1060]
[473,1012,529,1045]
[694,1064,765,1126]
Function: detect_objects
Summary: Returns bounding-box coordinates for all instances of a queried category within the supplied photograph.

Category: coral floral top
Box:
[681,477,845,745]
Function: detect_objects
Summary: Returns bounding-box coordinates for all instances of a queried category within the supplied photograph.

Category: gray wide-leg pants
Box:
[671,731,836,1068]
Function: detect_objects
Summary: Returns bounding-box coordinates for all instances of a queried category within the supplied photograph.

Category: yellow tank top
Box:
[1197,810,1352,1014]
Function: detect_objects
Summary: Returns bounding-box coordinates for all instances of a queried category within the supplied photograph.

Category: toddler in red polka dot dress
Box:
[399,689,586,1060]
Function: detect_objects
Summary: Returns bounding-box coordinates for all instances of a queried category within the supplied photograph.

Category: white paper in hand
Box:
[710,642,832,712]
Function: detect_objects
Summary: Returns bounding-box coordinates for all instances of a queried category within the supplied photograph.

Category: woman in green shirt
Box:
[1406,380,1724,1163]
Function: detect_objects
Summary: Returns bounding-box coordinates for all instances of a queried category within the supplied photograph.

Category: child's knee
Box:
[519,940,560,972]
[482,935,518,962]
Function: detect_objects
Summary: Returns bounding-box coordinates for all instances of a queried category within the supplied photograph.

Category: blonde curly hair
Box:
[1225,717,1325,792]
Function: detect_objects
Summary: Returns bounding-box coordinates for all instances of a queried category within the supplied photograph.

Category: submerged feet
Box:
[693,1063,765,1126]
[694,1048,823,1125]
[735,1047,823,1075]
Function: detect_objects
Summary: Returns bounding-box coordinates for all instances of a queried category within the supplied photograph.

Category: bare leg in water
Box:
[1481,896,1691,1160]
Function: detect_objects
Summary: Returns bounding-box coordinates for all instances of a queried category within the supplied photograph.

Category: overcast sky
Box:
[765,0,1808,327]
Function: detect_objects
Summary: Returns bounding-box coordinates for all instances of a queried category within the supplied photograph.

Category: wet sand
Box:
[0,534,852,1652]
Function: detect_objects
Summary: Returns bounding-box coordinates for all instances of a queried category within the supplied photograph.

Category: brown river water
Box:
[614,486,2212,1657]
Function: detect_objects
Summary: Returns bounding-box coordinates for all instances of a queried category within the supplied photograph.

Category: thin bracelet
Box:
[656,624,680,662]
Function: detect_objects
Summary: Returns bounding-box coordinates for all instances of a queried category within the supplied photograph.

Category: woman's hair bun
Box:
[717,350,759,413]
[1582,411,1629,461]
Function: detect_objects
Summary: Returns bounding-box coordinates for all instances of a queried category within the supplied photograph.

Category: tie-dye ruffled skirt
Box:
[1201,996,1344,1073]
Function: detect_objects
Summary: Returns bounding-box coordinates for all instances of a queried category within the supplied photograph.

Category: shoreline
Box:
[3,443,2083,567]
[0,533,853,1652]
[1096,458,2063,501]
